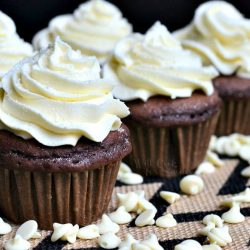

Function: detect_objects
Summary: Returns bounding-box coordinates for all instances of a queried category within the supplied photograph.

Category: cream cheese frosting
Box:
[0,37,129,146]
[33,0,132,63]
[0,11,33,78]
[103,21,218,102]
[174,1,250,77]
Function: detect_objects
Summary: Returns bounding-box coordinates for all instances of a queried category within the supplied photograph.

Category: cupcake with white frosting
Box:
[33,0,132,63]
[174,1,250,135]
[0,37,131,229]
[103,22,221,177]
[0,11,33,79]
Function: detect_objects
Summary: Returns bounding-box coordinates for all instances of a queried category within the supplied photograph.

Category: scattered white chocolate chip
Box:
[221,202,245,224]
[156,213,177,228]
[140,234,164,250]
[16,220,40,240]
[241,166,250,177]
[214,137,228,154]
[199,214,223,236]
[205,151,224,168]
[195,162,216,175]
[160,191,180,204]
[239,145,250,163]
[202,244,222,250]
[61,224,79,244]
[223,138,241,156]
[119,173,143,185]
[117,162,143,185]
[174,239,202,250]
[135,209,156,227]
[97,214,120,234]
[209,136,217,151]
[77,224,99,240]
[180,175,204,195]
[132,242,151,250]
[221,187,250,204]
[136,197,157,214]
[109,206,132,224]
[207,226,232,246]
[117,192,139,212]
[51,223,73,242]
[98,232,121,249]
[118,233,138,250]
[4,235,30,250]
[0,218,12,235]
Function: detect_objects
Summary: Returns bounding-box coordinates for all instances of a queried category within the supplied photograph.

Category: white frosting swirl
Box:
[0,37,129,146]
[0,11,33,78]
[33,0,132,63]
[174,1,250,77]
[103,22,218,102]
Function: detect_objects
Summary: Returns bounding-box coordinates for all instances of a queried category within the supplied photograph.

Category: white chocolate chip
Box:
[77,224,99,239]
[214,137,228,154]
[61,224,79,244]
[223,138,241,156]
[208,136,217,151]
[0,218,12,235]
[132,243,151,250]
[199,214,224,236]
[119,233,138,250]
[98,232,121,249]
[16,220,40,240]
[117,192,139,212]
[109,206,132,224]
[205,151,224,168]
[202,244,222,250]
[140,234,164,250]
[239,145,250,162]
[51,223,73,242]
[4,235,30,250]
[207,226,232,246]
[241,166,250,177]
[174,239,202,250]
[156,213,177,228]
[119,173,143,185]
[136,197,157,214]
[118,162,132,180]
[222,203,245,224]
[97,214,120,234]
[221,188,250,204]
[160,191,180,204]
[195,162,216,175]
[180,175,204,195]
[135,209,156,227]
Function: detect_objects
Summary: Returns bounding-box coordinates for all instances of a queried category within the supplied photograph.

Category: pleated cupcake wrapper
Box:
[125,112,219,178]
[0,162,120,230]
[216,98,250,136]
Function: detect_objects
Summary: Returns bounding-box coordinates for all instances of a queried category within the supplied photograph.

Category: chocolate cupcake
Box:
[32,0,132,63]
[0,11,33,79]
[0,37,131,229]
[174,1,250,135]
[103,22,221,178]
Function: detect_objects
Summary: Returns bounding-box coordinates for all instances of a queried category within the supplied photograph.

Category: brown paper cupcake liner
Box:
[0,162,120,230]
[124,113,219,178]
[216,98,250,136]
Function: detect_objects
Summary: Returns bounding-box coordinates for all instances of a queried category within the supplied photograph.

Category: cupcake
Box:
[103,22,221,178]
[174,1,250,135]
[0,11,32,79]
[32,0,132,63]
[0,37,131,229]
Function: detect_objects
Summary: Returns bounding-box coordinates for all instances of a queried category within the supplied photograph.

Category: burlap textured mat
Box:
[0,159,249,249]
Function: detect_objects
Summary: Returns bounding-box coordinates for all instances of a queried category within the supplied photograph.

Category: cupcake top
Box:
[174,1,250,77]
[103,22,218,102]
[0,11,33,78]
[0,37,129,146]
[33,0,132,63]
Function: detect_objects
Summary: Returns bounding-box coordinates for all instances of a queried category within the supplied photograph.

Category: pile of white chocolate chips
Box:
[1,133,250,250]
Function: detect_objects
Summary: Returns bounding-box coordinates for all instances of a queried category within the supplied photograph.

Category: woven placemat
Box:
[0,158,249,249]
